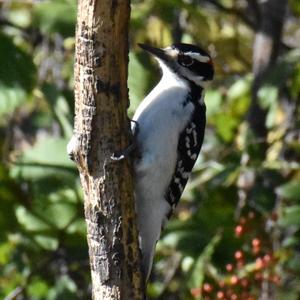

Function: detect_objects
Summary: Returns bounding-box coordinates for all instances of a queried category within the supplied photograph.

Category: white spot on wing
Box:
[185,136,190,148]
[192,129,198,146]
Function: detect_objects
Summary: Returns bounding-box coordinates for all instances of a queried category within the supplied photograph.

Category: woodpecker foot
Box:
[111,143,137,161]
[67,135,79,161]
[111,120,139,161]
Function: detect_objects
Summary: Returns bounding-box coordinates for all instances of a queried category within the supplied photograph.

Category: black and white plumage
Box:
[133,43,214,280]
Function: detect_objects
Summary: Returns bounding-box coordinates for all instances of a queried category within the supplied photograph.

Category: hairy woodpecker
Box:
[133,43,214,280]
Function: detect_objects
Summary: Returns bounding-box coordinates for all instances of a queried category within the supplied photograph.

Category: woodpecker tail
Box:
[135,193,170,280]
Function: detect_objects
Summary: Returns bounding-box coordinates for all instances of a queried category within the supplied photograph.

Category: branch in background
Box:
[200,0,257,30]
[248,0,288,140]
[245,0,260,24]
[4,287,24,300]
[172,9,185,43]
[0,15,25,31]
[199,0,291,52]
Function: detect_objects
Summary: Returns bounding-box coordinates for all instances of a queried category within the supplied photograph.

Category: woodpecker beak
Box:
[138,43,174,63]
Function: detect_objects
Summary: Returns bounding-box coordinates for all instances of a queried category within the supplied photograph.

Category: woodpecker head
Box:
[139,43,214,87]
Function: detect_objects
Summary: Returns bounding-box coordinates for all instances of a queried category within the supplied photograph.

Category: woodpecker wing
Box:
[165,103,206,212]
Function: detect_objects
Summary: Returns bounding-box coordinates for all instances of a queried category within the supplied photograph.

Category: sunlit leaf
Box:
[34,235,59,251]
[280,205,300,227]
[42,84,73,138]
[188,233,222,291]
[277,182,300,201]
[16,206,52,232]
[28,278,49,298]
[32,0,76,36]
[0,33,36,117]
[11,137,75,180]
[227,77,251,101]
[206,89,223,117]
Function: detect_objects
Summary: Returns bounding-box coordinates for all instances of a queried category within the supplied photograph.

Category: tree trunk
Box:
[247,0,288,140]
[69,1,144,299]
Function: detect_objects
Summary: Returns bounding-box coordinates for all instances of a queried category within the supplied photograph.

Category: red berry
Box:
[230,275,239,285]
[235,225,244,237]
[241,278,249,287]
[252,246,260,255]
[263,254,272,264]
[217,291,225,299]
[203,283,213,293]
[191,287,201,297]
[226,263,234,272]
[237,260,245,269]
[252,238,261,247]
[255,257,264,270]
[226,289,233,297]
[271,275,281,284]
[234,250,243,260]
[218,280,225,288]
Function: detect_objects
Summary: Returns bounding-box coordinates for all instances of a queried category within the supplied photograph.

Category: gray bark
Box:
[69,1,144,299]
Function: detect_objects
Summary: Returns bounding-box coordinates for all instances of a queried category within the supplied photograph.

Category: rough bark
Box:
[70,1,144,299]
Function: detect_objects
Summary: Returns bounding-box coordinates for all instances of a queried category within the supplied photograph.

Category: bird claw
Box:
[67,135,79,161]
[110,120,139,161]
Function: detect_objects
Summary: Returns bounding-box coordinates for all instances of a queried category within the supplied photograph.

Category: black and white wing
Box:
[165,104,206,213]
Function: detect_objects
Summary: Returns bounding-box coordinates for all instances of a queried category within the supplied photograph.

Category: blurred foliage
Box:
[0,0,299,299]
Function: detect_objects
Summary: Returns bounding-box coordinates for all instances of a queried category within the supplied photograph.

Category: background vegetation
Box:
[0,0,299,299]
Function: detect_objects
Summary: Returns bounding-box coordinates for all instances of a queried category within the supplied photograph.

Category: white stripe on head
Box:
[164,47,179,58]
[185,52,211,63]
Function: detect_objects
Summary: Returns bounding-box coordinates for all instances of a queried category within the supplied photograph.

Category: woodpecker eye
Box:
[178,55,193,67]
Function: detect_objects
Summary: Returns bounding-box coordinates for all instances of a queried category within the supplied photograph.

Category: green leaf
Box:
[0,33,36,117]
[257,85,278,109]
[213,114,238,142]
[276,181,300,201]
[0,33,36,91]
[205,90,223,117]
[34,235,59,251]
[28,278,50,298]
[42,201,77,230]
[0,242,14,265]
[66,219,86,236]
[128,52,152,115]
[47,275,77,300]
[11,137,75,180]
[227,77,251,101]
[42,84,73,138]
[280,206,300,227]
[188,233,222,291]
[32,0,76,37]
[16,206,52,232]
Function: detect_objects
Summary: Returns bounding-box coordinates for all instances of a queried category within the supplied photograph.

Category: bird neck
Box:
[160,66,205,105]
[187,80,205,106]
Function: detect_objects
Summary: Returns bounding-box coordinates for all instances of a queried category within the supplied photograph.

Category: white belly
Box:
[132,74,195,278]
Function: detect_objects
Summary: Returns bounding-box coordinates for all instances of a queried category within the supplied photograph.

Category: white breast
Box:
[133,70,194,184]
[132,67,195,279]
